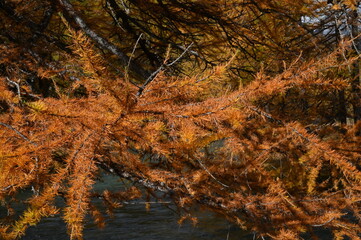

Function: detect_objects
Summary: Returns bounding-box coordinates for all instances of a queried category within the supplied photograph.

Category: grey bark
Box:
[56,0,151,81]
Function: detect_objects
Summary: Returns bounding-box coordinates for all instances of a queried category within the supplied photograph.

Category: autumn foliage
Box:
[0,0,361,239]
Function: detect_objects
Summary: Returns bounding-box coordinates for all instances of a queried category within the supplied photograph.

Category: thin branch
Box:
[166,42,194,67]
[136,43,193,97]
[56,0,150,81]
[6,77,21,100]
[121,201,172,204]
[311,217,335,227]
[98,160,231,211]
[0,122,37,146]
[126,33,143,74]
[105,0,126,32]
[1,184,15,192]
[195,158,229,188]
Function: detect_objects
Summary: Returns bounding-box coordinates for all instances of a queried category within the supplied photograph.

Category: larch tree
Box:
[0,0,361,239]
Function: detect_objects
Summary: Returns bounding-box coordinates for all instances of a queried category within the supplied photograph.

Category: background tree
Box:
[0,0,361,239]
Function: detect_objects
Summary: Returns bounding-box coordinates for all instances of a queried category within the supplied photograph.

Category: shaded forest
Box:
[0,0,360,239]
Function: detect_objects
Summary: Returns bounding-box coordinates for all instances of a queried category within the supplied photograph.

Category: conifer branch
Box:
[195,158,229,188]
[106,0,207,64]
[0,122,37,146]
[98,160,231,211]
[0,0,70,52]
[6,77,21,100]
[2,1,361,239]
[136,43,193,97]
[55,0,151,81]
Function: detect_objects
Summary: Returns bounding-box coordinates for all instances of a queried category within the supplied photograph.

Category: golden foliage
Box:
[0,14,361,239]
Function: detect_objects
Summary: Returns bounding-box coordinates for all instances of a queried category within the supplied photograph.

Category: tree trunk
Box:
[350,8,361,122]
[337,90,347,124]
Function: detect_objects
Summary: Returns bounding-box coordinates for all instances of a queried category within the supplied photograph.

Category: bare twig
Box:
[99,160,231,211]
[121,201,171,205]
[6,77,21,100]
[136,43,194,97]
[0,122,37,146]
[56,0,150,80]
[195,158,229,188]
[1,184,14,192]
[105,1,126,32]
[166,43,194,67]
[311,217,335,227]
[126,33,143,76]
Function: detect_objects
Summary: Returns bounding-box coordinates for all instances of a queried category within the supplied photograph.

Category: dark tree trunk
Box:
[350,9,361,123]
[337,90,347,124]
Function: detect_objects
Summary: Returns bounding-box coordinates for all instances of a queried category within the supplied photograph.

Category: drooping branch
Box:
[0,0,69,52]
[55,0,151,81]
[106,0,207,66]
[98,159,231,211]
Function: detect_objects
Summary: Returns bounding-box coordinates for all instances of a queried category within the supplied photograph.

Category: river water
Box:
[23,203,251,240]
[2,173,252,240]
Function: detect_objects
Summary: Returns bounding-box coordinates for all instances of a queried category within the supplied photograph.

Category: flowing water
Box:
[2,173,253,240]
[23,203,251,240]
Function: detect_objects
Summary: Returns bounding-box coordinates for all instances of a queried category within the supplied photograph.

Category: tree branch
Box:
[98,159,231,211]
[136,43,193,97]
[55,0,151,81]
[0,122,37,146]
